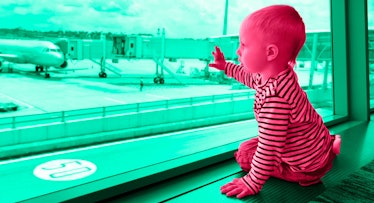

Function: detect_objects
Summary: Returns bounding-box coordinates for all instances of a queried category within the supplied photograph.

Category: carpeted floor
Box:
[310,159,374,203]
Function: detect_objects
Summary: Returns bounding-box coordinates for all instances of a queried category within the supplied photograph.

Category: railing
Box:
[0,91,253,130]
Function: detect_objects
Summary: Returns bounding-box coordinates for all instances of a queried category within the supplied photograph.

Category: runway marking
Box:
[104,97,127,104]
[0,92,34,109]
[146,93,169,99]
[0,120,256,165]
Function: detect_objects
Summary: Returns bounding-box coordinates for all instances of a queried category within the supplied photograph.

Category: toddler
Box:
[209,5,341,199]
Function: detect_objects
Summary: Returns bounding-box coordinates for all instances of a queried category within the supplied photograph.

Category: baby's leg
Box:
[271,163,300,183]
[270,163,323,185]
[298,135,340,186]
[298,151,336,186]
[234,137,258,172]
[271,135,340,186]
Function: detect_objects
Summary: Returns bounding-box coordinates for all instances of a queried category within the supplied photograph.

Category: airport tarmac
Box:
[0,66,247,117]
[0,59,332,118]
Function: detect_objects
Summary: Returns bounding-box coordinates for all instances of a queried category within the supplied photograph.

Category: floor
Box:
[107,114,374,203]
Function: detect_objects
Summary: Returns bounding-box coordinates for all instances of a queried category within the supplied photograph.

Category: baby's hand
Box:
[208,46,226,71]
[220,178,255,199]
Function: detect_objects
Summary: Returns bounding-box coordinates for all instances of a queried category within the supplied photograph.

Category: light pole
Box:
[223,0,229,35]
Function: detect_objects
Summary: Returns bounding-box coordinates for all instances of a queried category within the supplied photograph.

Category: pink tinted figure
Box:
[210,5,341,199]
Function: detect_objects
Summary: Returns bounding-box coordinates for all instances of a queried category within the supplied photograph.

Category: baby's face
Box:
[237,22,268,73]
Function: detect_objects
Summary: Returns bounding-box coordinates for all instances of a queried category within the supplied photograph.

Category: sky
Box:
[0,0,373,38]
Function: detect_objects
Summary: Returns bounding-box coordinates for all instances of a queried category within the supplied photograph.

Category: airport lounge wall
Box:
[0,98,253,159]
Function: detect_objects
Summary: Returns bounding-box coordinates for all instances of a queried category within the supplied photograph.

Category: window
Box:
[0,1,340,158]
[1,1,361,202]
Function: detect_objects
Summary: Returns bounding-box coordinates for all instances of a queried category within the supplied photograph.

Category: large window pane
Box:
[0,1,334,155]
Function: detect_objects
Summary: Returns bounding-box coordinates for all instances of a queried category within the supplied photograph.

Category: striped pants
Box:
[234,135,341,186]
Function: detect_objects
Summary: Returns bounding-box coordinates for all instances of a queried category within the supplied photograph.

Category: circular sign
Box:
[33,159,97,181]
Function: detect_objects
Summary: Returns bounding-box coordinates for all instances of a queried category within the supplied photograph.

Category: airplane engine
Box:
[60,60,68,68]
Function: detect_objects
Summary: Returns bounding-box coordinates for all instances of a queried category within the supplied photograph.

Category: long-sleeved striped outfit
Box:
[225,62,340,194]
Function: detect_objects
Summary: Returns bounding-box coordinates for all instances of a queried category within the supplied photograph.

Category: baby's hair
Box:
[244,5,306,67]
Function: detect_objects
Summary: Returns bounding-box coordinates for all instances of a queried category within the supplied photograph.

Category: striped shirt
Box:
[225,62,334,194]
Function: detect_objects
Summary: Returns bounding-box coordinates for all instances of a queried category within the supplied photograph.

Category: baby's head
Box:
[237,5,305,72]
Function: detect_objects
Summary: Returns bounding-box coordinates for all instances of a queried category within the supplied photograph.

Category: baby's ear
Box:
[266,44,279,61]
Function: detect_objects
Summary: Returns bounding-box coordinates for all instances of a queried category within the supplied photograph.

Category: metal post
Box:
[223,0,228,35]
[101,34,106,74]
[101,33,106,59]
[204,61,210,79]
[155,62,159,75]
[155,29,160,76]
[161,28,165,77]
[323,60,330,90]
[12,117,16,128]
[61,111,65,122]
[309,33,319,89]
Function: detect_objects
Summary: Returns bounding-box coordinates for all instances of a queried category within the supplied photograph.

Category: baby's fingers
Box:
[215,47,225,59]
[215,46,222,54]
[220,183,236,193]
[208,63,218,68]
[226,188,243,197]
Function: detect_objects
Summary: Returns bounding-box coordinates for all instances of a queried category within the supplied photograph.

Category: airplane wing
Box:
[0,53,19,61]
[0,53,31,64]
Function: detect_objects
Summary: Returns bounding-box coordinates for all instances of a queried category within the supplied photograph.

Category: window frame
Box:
[330,0,370,121]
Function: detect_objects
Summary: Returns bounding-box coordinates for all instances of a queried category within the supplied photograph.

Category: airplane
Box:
[0,39,68,78]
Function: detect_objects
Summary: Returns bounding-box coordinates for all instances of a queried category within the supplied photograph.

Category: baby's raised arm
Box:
[209,46,255,89]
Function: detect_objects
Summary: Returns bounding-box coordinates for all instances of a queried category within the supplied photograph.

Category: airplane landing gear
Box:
[44,66,50,78]
[153,76,165,84]
[99,72,107,78]
[35,65,44,72]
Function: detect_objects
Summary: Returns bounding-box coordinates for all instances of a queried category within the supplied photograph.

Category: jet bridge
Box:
[61,30,344,86]
[59,29,239,82]
[110,31,238,83]
[109,31,335,86]
[65,35,119,78]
